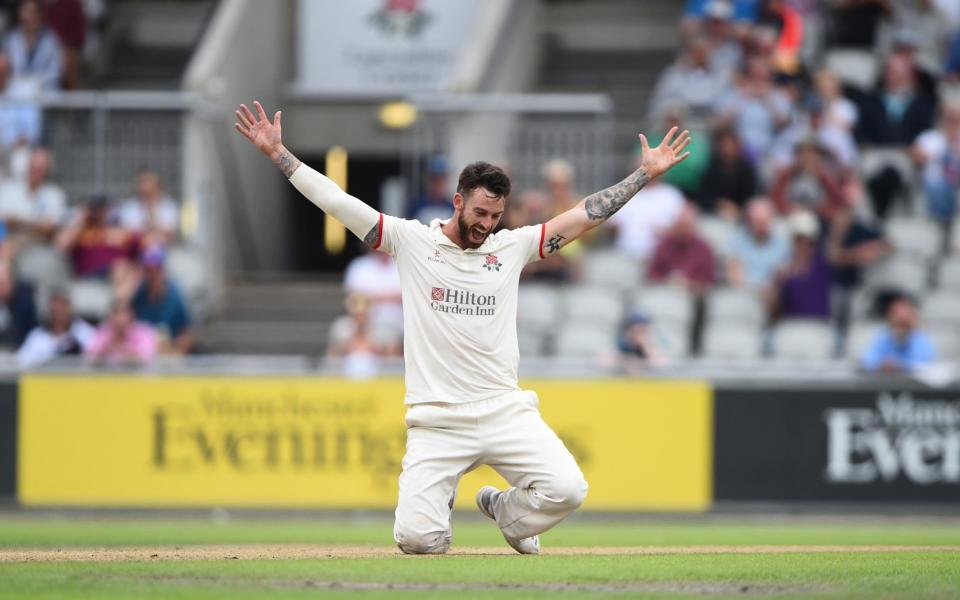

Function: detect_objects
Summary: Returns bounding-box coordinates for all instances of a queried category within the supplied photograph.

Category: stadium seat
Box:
[845,321,883,361]
[825,49,878,90]
[563,285,625,327]
[166,245,207,305]
[68,279,113,321]
[921,291,960,326]
[928,328,960,361]
[582,251,641,293]
[708,287,765,327]
[553,323,615,358]
[862,255,928,295]
[517,285,561,333]
[652,319,690,359]
[632,285,692,325]
[771,319,834,361]
[15,245,70,288]
[517,328,548,357]
[886,217,942,261]
[697,216,735,258]
[701,322,762,360]
[938,257,960,290]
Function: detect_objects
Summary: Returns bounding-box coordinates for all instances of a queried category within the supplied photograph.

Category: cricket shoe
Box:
[475,486,540,555]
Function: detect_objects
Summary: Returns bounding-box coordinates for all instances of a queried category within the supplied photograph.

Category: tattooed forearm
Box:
[583,168,651,221]
[362,223,380,248]
[546,234,566,254]
[272,148,301,178]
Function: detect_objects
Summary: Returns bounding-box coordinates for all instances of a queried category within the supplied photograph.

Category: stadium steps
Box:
[94,0,216,89]
[532,0,683,170]
[199,279,346,355]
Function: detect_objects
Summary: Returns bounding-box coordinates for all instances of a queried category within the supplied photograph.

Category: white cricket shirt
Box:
[375,215,545,404]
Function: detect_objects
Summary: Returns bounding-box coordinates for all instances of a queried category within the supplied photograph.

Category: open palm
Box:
[638,127,692,179]
[235,101,283,157]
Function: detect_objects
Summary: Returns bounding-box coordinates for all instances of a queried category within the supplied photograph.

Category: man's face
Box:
[111,305,134,332]
[889,300,917,336]
[137,173,161,199]
[455,187,505,249]
[19,2,42,34]
[49,296,72,327]
[27,150,49,187]
[746,201,772,236]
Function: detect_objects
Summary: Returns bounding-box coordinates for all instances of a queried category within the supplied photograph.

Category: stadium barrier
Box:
[4,373,958,509]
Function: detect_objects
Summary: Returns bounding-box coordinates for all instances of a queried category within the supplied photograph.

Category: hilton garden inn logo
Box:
[429,286,496,316]
[824,393,960,485]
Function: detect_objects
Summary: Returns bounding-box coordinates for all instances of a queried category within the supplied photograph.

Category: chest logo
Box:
[427,250,445,264]
[483,254,503,272]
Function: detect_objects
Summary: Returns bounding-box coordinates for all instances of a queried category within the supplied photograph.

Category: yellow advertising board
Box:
[18,376,712,510]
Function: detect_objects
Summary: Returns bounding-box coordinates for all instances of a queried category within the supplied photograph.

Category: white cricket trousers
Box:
[393,389,588,554]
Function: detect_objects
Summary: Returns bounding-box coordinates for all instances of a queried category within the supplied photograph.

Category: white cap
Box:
[788,211,820,239]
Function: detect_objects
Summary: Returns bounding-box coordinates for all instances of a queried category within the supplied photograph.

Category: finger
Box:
[234,123,252,140]
[273,111,282,129]
[235,110,253,129]
[670,130,690,151]
[638,133,650,154]
[674,151,691,164]
[240,103,257,125]
[674,136,692,155]
[664,126,679,145]
[253,100,269,123]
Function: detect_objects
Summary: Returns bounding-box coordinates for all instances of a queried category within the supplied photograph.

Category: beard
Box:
[458,213,490,249]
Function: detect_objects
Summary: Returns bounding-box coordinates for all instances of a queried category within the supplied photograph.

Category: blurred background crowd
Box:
[0,0,959,379]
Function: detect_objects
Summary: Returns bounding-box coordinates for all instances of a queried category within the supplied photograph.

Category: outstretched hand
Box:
[235,101,283,159]
[638,127,692,180]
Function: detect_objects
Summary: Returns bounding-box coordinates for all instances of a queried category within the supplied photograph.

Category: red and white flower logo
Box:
[431,287,445,301]
[369,0,431,38]
[483,254,503,272]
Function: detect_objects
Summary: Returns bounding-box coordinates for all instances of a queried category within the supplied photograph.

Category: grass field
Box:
[1,513,959,599]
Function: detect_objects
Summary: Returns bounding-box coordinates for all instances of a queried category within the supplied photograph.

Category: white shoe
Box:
[475,486,540,555]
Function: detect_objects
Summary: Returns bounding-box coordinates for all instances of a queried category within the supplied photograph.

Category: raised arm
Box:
[234,101,381,246]
[540,127,691,256]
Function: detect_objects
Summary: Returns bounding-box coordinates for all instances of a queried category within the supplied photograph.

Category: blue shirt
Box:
[132,280,191,338]
[861,328,935,373]
[730,228,788,287]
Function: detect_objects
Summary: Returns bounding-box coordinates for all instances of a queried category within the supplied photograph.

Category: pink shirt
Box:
[85,322,158,364]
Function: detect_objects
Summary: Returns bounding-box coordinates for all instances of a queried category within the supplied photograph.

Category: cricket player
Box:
[235,101,691,555]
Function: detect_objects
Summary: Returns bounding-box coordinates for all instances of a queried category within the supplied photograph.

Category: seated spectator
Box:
[55,195,140,296]
[881,28,940,107]
[542,157,593,252]
[755,0,805,74]
[825,175,891,336]
[770,136,844,216]
[911,102,960,247]
[829,0,890,49]
[715,55,793,162]
[114,169,180,246]
[408,155,452,224]
[768,97,859,173]
[0,52,40,151]
[2,0,62,91]
[85,299,157,366]
[648,35,731,122]
[698,128,756,218]
[42,0,84,89]
[883,4,951,79]
[131,246,194,355]
[616,311,669,369]
[682,0,758,33]
[856,54,935,146]
[17,285,94,368]
[860,294,935,373]
[344,244,403,335]
[516,189,574,282]
[0,146,66,241]
[726,197,789,289]
[814,69,858,133]
[771,210,831,320]
[0,256,35,347]
[698,1,744,77]
[327,293,394,379]
[647,202,716,291]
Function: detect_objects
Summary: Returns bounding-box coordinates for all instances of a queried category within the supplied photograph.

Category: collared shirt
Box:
[377,216,544,404]
[861,328,936,373]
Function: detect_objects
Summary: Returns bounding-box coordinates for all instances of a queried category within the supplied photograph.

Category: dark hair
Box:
[456,161,511,200]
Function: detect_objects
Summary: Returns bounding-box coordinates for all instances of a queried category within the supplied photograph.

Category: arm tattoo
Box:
[583,168,651,221]
[546,234,566,254]
[273,149,301,178]
[362,223,380,248]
